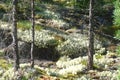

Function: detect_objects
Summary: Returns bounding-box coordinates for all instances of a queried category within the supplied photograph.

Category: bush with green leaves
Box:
[113,0,120,26]
[115,30,120,39]
[116,45,120,56]
[115,30,120,56]
[113,0,120,56]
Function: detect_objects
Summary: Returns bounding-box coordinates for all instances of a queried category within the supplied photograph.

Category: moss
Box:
[0,58,12,70]
[0,50,4,56]
[95,54,103,59]
[81,59,87,66]
[93,64,102,70]
[35,24,43,31]
[17,21,31,30]
[17,21,43,31]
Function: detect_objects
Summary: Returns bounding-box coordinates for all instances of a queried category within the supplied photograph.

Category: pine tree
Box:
[113,0,120,26]
[30,0,35,68]
[12,0,19,71]
[88,0,94,70]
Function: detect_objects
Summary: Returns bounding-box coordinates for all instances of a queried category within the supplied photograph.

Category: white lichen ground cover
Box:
[54,53,120,80]
[0,52,120,80]
[0,21,120,80]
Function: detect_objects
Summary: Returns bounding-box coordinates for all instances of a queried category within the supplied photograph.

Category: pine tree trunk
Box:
[30,0,35,68]
[12,0,19,71]
[88,0,94,70]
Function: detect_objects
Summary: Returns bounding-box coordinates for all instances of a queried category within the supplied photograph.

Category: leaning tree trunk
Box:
[30,0,35,68]
[12,0,19,71]
[88,0,94,70]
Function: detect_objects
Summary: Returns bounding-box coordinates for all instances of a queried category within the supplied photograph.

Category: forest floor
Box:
[0,2,119,79]
[0,52,120,80]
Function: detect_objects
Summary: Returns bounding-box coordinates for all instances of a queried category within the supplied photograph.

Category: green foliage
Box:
[17,21,31,30]
[116,66,120,80]
[81,59,87,66]
[113,0,120,26]
[113,0,120,50]
[17,21,42,31]
[94,54,103,59]
[35,24,43,31]
[0,50,4,56]
[116,45,120,56]
[0,0,11,4]
[115,30,120,39]
[46,39,59,46]
[100,25,120,36]
[17,0,31,20]
[0,59,12,70]
[115,29,120,56]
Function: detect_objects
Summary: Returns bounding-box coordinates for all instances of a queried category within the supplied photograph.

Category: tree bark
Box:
[12,0,19,71]
[88,0,94,70]
[30,0,35,68]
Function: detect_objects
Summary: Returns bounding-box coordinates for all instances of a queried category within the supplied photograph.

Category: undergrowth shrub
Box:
[115,30,120,56]
[113,0,120,57]
[116,45,120,56]
[113,0,120,26]
[115,30,120,39]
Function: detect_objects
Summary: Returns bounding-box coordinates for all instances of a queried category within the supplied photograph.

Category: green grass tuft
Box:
[17,20,43,31]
